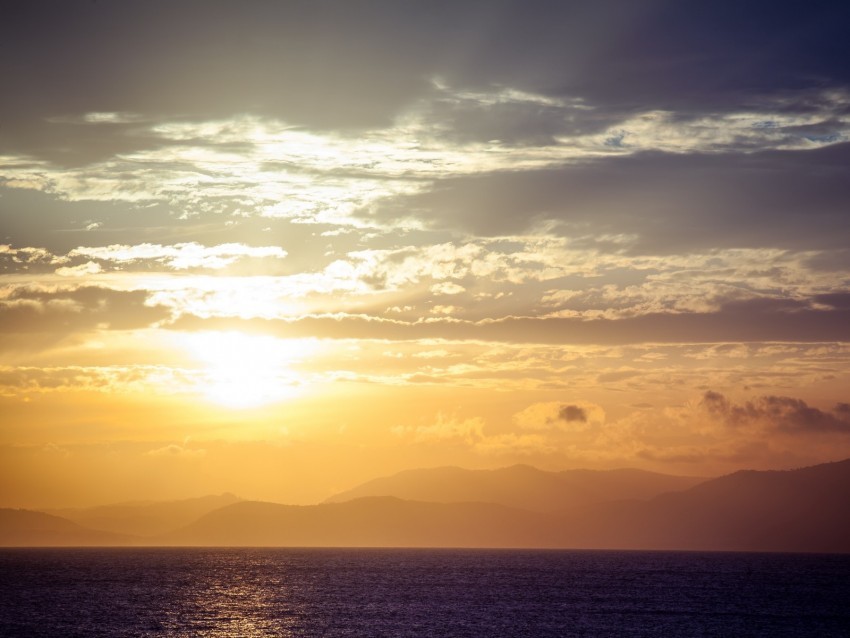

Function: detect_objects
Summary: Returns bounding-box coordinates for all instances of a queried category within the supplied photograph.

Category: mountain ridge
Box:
[0,508,134,547]
[2,459,848,552]
[44,493,243,537]
[324,464,708,512]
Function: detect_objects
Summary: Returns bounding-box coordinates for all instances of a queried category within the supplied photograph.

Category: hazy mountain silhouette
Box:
[167,459,850,552]
[325,465,706,512]
[4,460,849,551]
[164,497,557,548]
[45,493,242,537]
[561,457,850,553]
[0,509,132,546]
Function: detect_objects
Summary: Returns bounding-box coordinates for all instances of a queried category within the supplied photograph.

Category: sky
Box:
[2,0,850,508]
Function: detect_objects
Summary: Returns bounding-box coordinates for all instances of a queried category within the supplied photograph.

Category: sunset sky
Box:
[2,0,850,508]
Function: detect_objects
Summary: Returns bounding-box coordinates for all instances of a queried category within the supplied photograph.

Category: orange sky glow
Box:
[2,1,850,509]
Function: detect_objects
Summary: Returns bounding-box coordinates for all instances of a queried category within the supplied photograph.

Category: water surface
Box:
[1,548,848,637]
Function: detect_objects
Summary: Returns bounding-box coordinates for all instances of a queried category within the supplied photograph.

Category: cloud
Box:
[0,365,198,396]
[368,142,850,250]
[169,296,850,344]
[430,282,465,296]
[1,0,849,484]
[700,391,850,434]
[3,91,848,236]
[0,244,57,272]
[55,261,103,277]
[514,401,604,431]
[392,410,569,457]
[68,242,287,271]
[393,412,485,445]
[814,292,850,310]
[2,2,848,253]
[558,405,588,423]
[5,1,849,148]
[0,286,170,334]
[6,236,844,328]
[145,443,206,459]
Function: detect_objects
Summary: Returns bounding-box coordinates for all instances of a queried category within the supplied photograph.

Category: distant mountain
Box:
[0,509,132,546]
[168,459,850,552]
[562,458,850,553]
[6,460,849,551]
[45,493,242,537]
[325,465,706,512]
[165,497,557,548]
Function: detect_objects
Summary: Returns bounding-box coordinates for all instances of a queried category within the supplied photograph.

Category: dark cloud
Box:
[168,295,850,344]
[368,143,850,253]
[422,97,626,147]
[3,0,848,161]
[804,249,850,273]
[1,0,443,159]
[0,187,182,254]
[556,405,587,423]
[700,391,850,434]
[0,286,170,333]
[0,187,334,260]
[814,292,850,310]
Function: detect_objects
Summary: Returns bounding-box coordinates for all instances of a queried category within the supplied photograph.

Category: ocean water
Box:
[1,548,848,637]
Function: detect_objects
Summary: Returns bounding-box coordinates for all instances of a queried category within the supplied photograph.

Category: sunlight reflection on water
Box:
[1,548,849,637]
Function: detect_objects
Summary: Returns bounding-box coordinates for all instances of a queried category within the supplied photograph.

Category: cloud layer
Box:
[1,0,849,502]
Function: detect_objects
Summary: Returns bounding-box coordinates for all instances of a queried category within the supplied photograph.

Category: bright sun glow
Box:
[183,331,316,408]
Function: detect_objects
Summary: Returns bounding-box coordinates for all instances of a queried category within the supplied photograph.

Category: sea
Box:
[1,548,848,637]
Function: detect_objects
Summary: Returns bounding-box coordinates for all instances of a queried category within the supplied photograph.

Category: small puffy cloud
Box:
[430,282,465,296]
[393,412,484,445]
[431,305,460,315]
[146,443,206,459]
[393,410,569,457]
[514,401,605,431]
[55,261,102,277]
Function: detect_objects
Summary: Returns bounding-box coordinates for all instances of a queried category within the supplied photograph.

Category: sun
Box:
[182,331,315,408]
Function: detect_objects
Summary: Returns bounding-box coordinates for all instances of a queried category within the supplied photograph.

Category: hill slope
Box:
[325,465,706,512]
[46,493,242,537]
[165,497,557,548]
[0,509,132,546]
[562,458,850,552]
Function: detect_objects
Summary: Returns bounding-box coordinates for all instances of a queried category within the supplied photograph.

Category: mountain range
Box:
[44,493,242,536]
[3,459,849,552]
[323,464,706,511]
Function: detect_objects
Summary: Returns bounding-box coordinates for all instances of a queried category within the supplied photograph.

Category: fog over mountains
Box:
[2,460,849,552]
